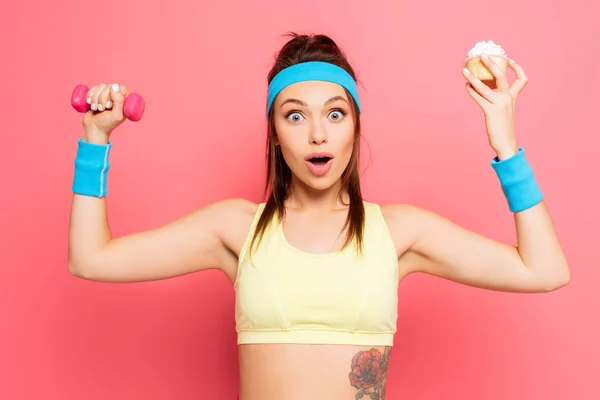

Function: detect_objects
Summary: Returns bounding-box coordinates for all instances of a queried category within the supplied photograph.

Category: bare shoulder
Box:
[209,197,259,223]
[380,203,442,277]
[210,198,260,254]
[381,203,464,241]
[205,198,259,284]
[380,203,430,249]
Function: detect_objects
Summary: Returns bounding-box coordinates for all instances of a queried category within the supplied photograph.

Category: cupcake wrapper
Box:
[465,56,508,81]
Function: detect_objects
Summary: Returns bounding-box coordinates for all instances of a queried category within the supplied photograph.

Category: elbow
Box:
[544,268,571,292]
[67,259,96,280]
[557,272,571,290]
[67,260,85,278]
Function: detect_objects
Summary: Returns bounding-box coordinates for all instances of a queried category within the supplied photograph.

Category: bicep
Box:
[386,204,540,292]
[398,244,537,292]
[75,199,253,283]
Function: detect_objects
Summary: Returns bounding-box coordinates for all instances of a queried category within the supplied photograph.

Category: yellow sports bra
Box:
[234,201,399,346]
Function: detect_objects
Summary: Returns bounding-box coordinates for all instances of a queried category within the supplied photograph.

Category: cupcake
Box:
[464,40,509,82]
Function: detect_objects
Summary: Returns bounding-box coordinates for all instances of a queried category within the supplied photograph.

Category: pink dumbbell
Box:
[71,84,145,122]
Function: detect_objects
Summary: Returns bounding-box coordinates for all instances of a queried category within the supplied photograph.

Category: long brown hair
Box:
[249,33,365,254]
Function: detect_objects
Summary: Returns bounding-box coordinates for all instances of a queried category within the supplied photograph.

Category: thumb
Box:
[110,83,125,120]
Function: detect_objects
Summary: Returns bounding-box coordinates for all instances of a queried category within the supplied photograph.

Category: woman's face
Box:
[272,80,356,191]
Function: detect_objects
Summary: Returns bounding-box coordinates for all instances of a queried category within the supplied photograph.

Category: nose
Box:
[309,121,328,144]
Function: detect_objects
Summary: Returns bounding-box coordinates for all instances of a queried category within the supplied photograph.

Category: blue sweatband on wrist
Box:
[491,148,543,212]
[72,138,112,198]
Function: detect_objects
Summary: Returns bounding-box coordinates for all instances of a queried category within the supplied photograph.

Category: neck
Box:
[284,176,350,211]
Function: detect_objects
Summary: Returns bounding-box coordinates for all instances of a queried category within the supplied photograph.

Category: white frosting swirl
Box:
[466,40,507,59]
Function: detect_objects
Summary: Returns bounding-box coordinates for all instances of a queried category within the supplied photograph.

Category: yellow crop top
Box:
[234,201,399,346]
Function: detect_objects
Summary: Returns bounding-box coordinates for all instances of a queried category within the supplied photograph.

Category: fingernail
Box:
[112,83,120,92]
[91,103,97,110]
[105,101,112,108]
[509,59,515,63]
[97,104,103,111]
[481,54,489,59]
[463,68,470,74]
[86,97,91,104]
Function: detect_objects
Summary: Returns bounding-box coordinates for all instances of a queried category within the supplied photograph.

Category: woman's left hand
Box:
[463,56,528,160]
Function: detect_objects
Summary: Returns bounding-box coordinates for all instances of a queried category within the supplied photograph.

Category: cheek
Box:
[339,125,355,154]
[278,143,297,166]
[275,131,302,165]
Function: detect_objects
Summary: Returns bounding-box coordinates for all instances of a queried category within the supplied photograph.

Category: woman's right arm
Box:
[67,82,254,283]
[68,194,253,283]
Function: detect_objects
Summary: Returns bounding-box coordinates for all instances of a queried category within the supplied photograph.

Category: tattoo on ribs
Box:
[348,347,391,400]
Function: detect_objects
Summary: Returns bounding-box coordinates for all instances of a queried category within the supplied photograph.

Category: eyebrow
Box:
[279,96,349,108]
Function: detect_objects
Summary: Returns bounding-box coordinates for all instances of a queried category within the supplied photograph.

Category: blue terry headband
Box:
[266,61,361,116]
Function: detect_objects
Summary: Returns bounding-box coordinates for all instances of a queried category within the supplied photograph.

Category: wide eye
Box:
[328,110,346,121]
[287,112,304,123]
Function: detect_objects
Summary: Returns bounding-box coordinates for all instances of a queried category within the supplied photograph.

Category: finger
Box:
[86,86,97,105]
[480,55,510,92]
[110,83,125,120]
[91,83,106,111]
[465,82,489,109]
[462,68,497,103]
[97,85,111,111]
[507,60,528,98]
[119,84,130,98]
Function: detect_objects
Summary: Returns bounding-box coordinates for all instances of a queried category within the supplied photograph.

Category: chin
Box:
[296,170,345,192]
[305,178,340,191]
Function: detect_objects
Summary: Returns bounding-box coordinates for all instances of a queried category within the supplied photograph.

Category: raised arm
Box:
[383,56,570,293]
[66,82,256,283]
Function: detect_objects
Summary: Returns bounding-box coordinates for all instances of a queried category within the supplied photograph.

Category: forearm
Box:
[67,129,113,275]
[514,201,570,288]
[493,145,570,288]
[68,194,112,274]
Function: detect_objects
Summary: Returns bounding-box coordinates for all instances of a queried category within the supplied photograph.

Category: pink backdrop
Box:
[1,0,598,398]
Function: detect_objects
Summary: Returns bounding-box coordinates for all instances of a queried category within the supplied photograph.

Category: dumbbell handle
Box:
[71,84,145,122]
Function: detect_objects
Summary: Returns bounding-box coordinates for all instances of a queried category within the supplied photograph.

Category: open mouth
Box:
[307,156,332,166]
[305,153,334,176]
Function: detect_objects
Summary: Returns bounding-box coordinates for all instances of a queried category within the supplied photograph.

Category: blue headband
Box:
[266,61,361,116]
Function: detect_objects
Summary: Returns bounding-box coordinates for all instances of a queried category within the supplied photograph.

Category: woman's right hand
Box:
[81,83,129,144]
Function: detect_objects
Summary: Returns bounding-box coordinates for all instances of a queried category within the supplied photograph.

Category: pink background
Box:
[1,0,598,399]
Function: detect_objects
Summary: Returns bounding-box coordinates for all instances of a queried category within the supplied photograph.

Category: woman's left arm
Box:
[386,201,570,293]
[386,55,570,293]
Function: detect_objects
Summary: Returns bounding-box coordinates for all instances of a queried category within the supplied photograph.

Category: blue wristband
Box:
[72,138,112,198]
[490,148,543,212]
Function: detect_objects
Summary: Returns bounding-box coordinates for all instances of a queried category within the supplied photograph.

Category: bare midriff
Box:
[238,344,392,400]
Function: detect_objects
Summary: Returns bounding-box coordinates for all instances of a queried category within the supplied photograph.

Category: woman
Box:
[68,33,570,399]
